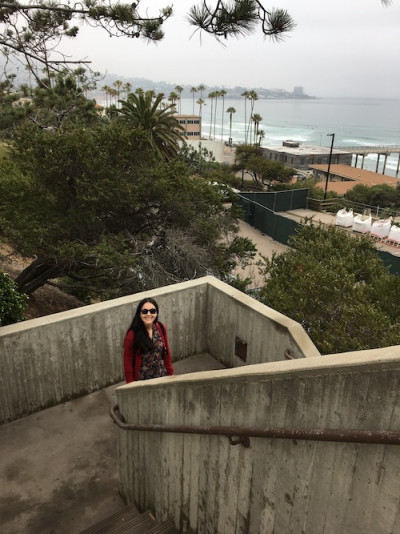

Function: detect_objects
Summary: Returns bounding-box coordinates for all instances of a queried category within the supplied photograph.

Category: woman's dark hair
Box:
[128,298,159,353]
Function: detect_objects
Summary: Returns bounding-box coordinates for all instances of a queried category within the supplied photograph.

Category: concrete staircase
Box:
[79,504,178,534]
[78,355,224,534]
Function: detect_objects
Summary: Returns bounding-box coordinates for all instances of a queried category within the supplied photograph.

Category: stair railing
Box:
[111,404,400,449]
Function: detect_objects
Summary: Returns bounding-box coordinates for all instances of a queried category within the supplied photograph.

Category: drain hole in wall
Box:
[235,337,247,362]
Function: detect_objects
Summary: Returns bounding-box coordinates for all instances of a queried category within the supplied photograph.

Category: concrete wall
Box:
[116,347,400,534]
[0,277,318,423]
[187,140,236,164]
[205,279,319,367]
[0,279,208,423]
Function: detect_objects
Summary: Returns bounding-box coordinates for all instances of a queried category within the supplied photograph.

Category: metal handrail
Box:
[110,404,400,448]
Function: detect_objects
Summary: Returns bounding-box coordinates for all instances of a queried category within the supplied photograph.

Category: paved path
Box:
[0,385,124,534]
[0,355,224,534]
[235,220,289,289]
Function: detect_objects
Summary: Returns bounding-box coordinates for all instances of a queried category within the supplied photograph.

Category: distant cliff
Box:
[92,74,316,100]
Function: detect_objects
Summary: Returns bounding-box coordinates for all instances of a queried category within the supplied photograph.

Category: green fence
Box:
[239,194,301,245]
[237,190,400,275]
[240,188,309,212]
[377,250,400,275]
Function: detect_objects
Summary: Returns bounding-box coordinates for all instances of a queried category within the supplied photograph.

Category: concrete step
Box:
[78,504,177,534]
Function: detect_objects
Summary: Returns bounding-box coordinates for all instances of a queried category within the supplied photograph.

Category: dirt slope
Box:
[0,242,84,320]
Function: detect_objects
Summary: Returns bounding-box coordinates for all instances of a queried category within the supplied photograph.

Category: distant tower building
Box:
[293,86,305,96]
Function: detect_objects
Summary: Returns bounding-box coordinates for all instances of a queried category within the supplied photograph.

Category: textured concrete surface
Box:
[0,278,210,423]
[117,347,400,534]
[0,354,222,534]
[1,276,319,424]
[0,384,123,534]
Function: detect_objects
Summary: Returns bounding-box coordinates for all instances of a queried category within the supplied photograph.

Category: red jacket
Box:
[123,322,173,383]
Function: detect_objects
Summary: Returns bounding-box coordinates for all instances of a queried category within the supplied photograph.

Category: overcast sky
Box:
[65,0,400,98]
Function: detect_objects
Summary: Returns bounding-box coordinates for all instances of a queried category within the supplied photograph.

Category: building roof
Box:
[310,164,399,195]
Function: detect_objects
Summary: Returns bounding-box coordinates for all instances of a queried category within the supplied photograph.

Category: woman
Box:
[123,297,173,383]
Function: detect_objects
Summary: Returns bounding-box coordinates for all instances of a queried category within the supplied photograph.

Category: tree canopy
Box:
[234,144,296,189]
[257,222,400,355]
[0,108,255,299]
[118,91,184,161]
[0,270,27,325]
[345,183,400,210]
[0,69,100,137]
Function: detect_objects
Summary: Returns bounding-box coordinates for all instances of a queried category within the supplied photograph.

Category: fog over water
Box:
[61,0,400,99]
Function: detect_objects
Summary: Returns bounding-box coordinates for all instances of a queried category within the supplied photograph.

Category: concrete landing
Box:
[0,353,223,534]
[173,352,225,375]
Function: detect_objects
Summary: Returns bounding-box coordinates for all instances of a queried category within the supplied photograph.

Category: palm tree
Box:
[118,91,185,161]
[241,90,250,142]
[109,88,118,107]
[190,86,198,114]
[247,90,259,142]
[147,89,156,100]
[208,91,216,139]
[213,91,221,139]
[198,84,206,100]
[175,85,184,113]
[196,98,206,136]
[257,129,265,147]
[168,91,178,113]
[113,80,123,108]
[252,113,262,144]
[219,89,227,142]
[226,106,236,145]
[123,82,132,100]
[102,85,110,108]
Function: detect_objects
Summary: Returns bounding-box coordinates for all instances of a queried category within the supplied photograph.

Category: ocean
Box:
[178,97,400,177]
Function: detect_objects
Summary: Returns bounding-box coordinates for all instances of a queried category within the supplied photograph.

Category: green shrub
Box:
[0,270,27,326]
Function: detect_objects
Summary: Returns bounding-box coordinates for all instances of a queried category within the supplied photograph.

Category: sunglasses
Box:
[141,308,157,315]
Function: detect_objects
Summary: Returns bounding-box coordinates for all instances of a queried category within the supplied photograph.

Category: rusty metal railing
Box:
[111,404,400,449]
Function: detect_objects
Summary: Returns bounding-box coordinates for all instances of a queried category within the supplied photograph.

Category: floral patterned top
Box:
[138,324,167,380]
